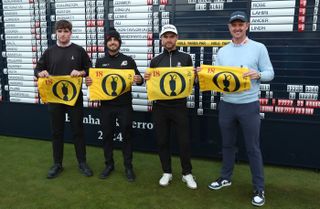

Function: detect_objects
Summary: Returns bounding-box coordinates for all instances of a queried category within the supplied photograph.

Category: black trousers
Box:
[100,104,133,169]
[152,103,192,175]
[48,98,86,164]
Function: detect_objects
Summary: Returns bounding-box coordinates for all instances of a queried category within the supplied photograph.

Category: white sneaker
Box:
[159,173,172,186]
[182,174,197,189]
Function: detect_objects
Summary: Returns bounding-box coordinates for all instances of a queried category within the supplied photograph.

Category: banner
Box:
[89,68,135,101]
[176,40,230,47]
[38,75,82,106]
[146,67,194,101]
[198,65,251,93]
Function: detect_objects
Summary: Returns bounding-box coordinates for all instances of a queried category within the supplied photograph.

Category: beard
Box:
[164,43,175,51]
[107,44,120,53]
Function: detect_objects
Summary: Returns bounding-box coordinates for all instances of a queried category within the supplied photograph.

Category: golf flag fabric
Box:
[198,64,251,93]
[88,68,135,101]
[38,75,82,106]
[146,67,195,101]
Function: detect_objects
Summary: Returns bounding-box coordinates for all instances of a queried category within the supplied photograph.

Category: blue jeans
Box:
[219,100,264,191]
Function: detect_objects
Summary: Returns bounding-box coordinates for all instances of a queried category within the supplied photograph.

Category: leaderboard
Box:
[250,0,319,32]
[1,0,47,104]
[0,0,319,122]
[250,0,296,32]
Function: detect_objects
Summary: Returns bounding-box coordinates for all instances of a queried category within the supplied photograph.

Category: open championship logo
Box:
[52,80,77,101]
[102,74,127,96]
[160,72,186,96]
[213,71,240,92]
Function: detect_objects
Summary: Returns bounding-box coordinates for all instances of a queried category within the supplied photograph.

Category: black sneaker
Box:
[208,177,232,190]
[125,168,136,182]
[252,190,265,207]
[47,163,63,179]
[79,162,93,177]
[99,165,114,179]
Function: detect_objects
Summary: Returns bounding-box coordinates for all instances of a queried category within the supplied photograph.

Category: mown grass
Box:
[0,136,319,209]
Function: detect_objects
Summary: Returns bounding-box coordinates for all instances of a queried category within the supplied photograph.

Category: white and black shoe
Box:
[208,177,232,190]
[182,174,197,189]
[252,190,265,207]
[159,173,172,186]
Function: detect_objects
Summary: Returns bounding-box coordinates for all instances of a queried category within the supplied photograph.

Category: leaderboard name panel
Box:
[1,0,48,104]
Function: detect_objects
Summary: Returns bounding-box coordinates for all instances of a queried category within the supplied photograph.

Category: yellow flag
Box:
[198,65,251,93]
[146,67,194,101]
[38,75,82,106]
[89,68,135,101]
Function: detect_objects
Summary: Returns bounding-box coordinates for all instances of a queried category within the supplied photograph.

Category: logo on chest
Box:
[121,60,128,66]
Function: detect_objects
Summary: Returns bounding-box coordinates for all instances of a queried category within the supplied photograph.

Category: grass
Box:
[0,135,319,209]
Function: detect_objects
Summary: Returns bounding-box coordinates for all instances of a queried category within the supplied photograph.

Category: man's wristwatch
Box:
[258,72,262,80]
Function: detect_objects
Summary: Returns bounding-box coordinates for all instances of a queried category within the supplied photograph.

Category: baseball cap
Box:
[229,11,248,23]
[105,27,122,45]
[160,24,178,37]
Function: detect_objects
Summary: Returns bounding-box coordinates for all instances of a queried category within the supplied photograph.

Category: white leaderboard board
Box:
[1,0,320,120]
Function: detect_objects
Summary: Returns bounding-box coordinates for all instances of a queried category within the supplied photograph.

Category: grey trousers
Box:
[219,100,264,191]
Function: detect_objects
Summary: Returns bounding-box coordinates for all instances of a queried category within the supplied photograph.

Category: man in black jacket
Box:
[144,24,197,189]
[34,20,93,179]
[86,28,143,182]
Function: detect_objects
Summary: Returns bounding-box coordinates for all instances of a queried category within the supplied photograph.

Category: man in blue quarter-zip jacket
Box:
[144,24,197,189]
[207,11,274,207]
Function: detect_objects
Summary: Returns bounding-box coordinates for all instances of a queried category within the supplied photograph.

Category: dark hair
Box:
[55,20,72,31]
